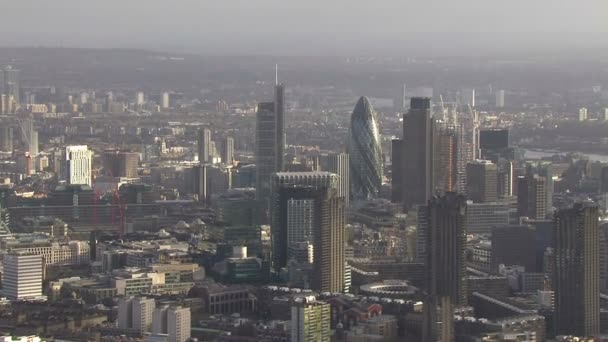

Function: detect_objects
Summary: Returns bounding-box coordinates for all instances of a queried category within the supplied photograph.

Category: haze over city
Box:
[0,1,607,342]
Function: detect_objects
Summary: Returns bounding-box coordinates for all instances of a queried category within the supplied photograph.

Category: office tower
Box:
[291,297,331,342]
[517,175,547,220]
[161,92,170,109]
[553,202,599,338]
[271,172,339,269]
[517,161,553,219]
[433,122,458,194]
[495,89,505,108]
[460,88,475,108]
[455,122,476,194]
[403,97,433,209]
[256,101,283,201]
[118,297,156,334]
[274,83,285,171]
[1,66,20,105]
[3,251,43,300]
[221,136,234,165]
[497,159,513,198]
[197,127,211,163]
[152,306,191,342]
[103,150,139,178]
[401,83,408,110]
[0,94,6,113]
[466,160,498,203]
[348,96,383,200]
[466,201,510,234]
[579,107,588,121]
[391,139,404,203]
[65,145,93,186]
[0,126,13,152]
[319,153,350,207]
[423,193,468,341]
[604,108,608,121]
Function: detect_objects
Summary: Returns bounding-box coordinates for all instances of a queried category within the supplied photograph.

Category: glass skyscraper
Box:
[348,96,382,200]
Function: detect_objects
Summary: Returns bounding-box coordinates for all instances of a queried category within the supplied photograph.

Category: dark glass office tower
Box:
[403,97,433,209]
[554,201,600,338]
[348,96,383,200]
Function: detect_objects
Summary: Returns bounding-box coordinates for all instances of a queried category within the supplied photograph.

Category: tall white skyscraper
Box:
[118,297,156,335]
[152,306,191,342]
[161,92,170,109]
[2,251,43,300]
[65,145,92,186]
[319,153,350,207]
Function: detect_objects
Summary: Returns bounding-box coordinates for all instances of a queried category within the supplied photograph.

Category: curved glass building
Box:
[349,96,383,200]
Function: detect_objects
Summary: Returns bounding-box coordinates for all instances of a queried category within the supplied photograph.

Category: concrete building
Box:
[495,90,505,108]
[423,193,468,342]
[291,297,330,342]
[553,201,600,338]
[118,296,156,335]
[65,145,92,186]
[152,305,191,342]
[2,251,44,300]
[466,201,511,234]
[319,153,350,207]
[579,107,588,121]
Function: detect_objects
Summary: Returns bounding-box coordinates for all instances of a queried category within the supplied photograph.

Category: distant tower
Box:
[348,96,383,200]
[0,125,13,152]
[161,92,170,109]
[136,91,145,106]
[423,193,467,342]
[460,88,475,108]
[495,89,505,108]
[197,128,212,163]
[391,139,405,203]
[403,97,433,209]
[319,153,350,207]
[553,201,600,338]
[579,107,588,121]
[221,136,235,165]
[65,145,93,186]
[2,66,20,105]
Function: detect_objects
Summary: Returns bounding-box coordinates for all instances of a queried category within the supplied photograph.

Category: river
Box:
[524,149,608,163]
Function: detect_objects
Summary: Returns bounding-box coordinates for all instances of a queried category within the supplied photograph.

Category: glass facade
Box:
[349,97,383,199]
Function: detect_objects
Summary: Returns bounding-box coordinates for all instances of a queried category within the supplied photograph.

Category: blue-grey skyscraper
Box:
[348,96,383,200]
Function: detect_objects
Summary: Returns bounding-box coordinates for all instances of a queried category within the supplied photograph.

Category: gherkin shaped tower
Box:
[349,96,383,200]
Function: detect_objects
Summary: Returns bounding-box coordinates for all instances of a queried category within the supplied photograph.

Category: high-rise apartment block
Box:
[103,150,139,178]
[319,153,350,207]
[118,297,156,334]
[197,127,212,163]
[152,305,191,342]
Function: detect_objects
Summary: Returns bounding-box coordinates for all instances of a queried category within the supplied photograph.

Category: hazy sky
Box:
[3,0,607,55]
